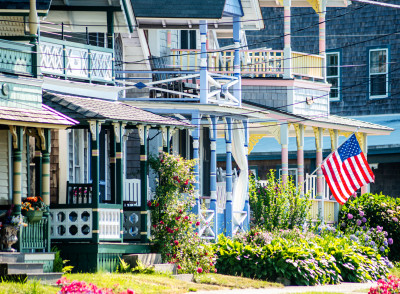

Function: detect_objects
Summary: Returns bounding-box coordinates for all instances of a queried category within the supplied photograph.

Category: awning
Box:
[0,104,77,129]
[43,91,191,127]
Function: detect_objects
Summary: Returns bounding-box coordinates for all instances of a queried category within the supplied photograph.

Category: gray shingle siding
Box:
[245,3,400,116]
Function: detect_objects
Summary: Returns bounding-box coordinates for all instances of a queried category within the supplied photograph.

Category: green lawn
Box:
[0,272,282,294]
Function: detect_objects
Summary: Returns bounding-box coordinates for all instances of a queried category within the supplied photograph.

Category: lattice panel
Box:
[0,46,32,75]
[99,208,121,240]
[91,50,113,81]
[66,47,88,78]
[40,42,63,75]
[123,210,141,240]
[50,208,92,239]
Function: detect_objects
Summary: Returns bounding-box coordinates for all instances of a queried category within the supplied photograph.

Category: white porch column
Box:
[314,127,324,221]
[200,20,209,104]
[330,129,340,223]
[281,124,289,184]
[360,133,370,195]
[283,0,292,79]
[233,16,242,106]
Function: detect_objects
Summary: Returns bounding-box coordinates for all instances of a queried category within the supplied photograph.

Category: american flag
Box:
[321,134,375,204]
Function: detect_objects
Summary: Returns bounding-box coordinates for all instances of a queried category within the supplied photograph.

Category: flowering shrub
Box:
[56,278,134,294]
[340,193,400,260]
[369,275,400,294]
[248,171,311,231]
[215,228,390,286]
[149,153,215,275]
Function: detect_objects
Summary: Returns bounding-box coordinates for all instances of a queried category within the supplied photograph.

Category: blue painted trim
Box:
[191,112,201,216]
[367,45,391,101]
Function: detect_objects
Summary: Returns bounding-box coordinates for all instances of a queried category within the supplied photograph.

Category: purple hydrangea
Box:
[365,235,370,242]
[356,219,362,226]
[347,213,353,220]
[380,246,385,252]
[370,241,376,246]
[384,231,388,237]
[359,211,365,217]
[384,240,388,246]
[388,238,394,245]
[362,217,367,223]
[376,226,383,232]
[393,217,399,222]
[363,226,367,231]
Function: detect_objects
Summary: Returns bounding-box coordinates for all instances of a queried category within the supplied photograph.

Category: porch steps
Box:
[122,253,177,275]
[0,253,62,285]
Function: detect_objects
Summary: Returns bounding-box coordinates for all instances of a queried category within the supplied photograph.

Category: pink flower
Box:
[184,179,189,185]
[176,216,181,221]
[174,240,179,246]
[197,267,203,274]
[177,265,181,269]
[160,221,164,225]
[196,221,200,226]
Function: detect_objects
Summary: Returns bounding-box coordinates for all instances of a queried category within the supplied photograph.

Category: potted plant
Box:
[0,214,27,252]
[21,196,47,223]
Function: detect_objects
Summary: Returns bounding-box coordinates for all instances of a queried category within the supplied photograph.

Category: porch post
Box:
[233,16,242,106]
[360,133,369,195]
[294,124,305,196]
[138,125,149,242]
[283,0,292,79]
[225,117,233,237]
[209,116,218,238]
[34,144,42,197]
[280,124,289,184]
[40,129,51,206]
[243,119,250,230]
[314,127,324,221]
[319,7,326,80]
[330,129,340,223]
[192,114,201,215]
[10,126,23,215]
[110,126,116,203]
[199,20,209,104]
[89,121,101,243]
[113,122,124,242]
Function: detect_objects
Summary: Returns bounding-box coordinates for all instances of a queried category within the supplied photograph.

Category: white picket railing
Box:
[198,209,215,240]
[216,182,227,213]
[99,208,121,240]
[124,179,141,207]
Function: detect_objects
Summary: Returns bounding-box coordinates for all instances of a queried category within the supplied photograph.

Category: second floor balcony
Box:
[170,48,325,81]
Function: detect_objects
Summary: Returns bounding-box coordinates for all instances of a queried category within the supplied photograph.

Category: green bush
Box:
[214,229,390,286]
[149,152,216,275]
[249,171,311,231]
[339,193,399,260]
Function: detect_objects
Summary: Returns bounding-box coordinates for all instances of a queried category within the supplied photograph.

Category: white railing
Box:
[50,208,92,239]
[124,179,141,207]
[199,209,215,240]
[233,211,247,234]
[99,208,120,240]
[40,37,114,83]
[305,173,330,200]
[216,182,226,213]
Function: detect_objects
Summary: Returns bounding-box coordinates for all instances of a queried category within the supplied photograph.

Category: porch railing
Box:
[40,37,114,83]
[170,49,324,80]
[124,179,141,207]
[19,216,49,252]
[0,39,34,76]
[198,209,216,240]
[66,182,93,205]
[99,208,121,240]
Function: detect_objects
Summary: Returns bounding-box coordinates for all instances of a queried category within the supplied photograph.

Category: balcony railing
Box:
[0,39,34,76]
[19,216,49,252]
[40,37,114,83]
[170,49,324,80]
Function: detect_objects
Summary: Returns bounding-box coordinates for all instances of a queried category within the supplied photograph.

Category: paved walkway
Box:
[195,282,376,294]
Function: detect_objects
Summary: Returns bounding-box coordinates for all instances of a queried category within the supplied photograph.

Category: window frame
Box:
[368,47,390,100]
[326,51,341,102]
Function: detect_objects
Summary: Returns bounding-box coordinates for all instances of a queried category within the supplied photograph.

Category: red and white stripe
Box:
[321,151,375,204]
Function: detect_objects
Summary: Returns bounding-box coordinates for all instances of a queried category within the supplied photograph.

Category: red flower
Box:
[197,268,203,274]
[177,265,181,269]
[152,224,157,228]
[147,200,152,207]
[155,202,160,207]
[179,210,183,214]
[184,216,189,220]
[174,240,179,246]
[127,289,135,294]
[195,221,200,226]
[205,252,208,256]
[175,216,181,221]
[210,262,213,266]
[161,159,164,163]
[214,268,217,273]
[184,179,189,185]
[160,221,164,225]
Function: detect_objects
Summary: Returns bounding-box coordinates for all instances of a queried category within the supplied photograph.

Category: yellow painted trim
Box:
[0,120,71,129]
[248,134,266,154]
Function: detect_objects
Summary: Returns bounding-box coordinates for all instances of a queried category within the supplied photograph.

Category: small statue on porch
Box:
[0,210,27,252]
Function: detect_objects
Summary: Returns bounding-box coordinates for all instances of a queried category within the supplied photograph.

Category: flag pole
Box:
[303,126,361,180]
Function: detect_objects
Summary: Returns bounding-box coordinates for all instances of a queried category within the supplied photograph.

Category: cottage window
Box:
[326,52,340,101]
[68,129,89,183]
[369,48,389,98]
[279,168,298,184]
[180,30,197,50]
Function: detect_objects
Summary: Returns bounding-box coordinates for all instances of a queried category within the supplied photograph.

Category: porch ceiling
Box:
[0,104,77,129]
[43,91,191,127]
[0,0,51,15]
